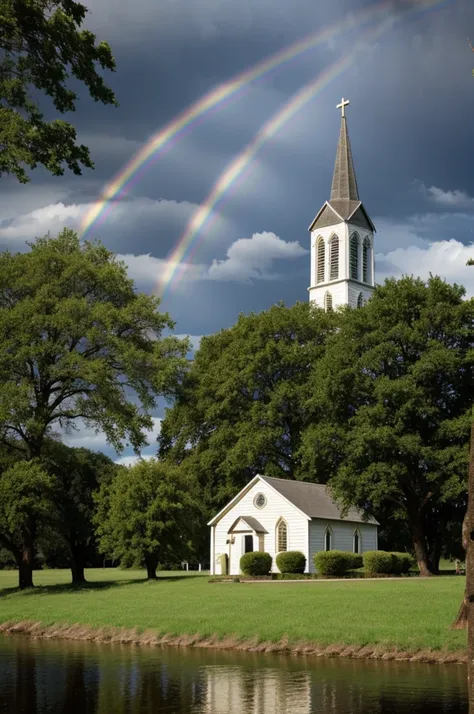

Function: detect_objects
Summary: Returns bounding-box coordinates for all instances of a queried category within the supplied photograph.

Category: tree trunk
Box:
[465,416,474,712]
[408,510,432,576]
[18,543,34,589]
[70,560,86,585]
[145,556,158,580]
[427,531,442,575]
[451,510,470,630]
[69,544,87,585]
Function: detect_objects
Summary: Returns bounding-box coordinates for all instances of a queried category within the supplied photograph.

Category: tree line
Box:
[0,231,472,589]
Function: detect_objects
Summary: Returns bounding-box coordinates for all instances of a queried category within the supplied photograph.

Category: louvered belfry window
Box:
[350,234,359,280]
[324,291,333,312]
[316,238,325,283]
[329,235,339,280]
[363,237,370,282]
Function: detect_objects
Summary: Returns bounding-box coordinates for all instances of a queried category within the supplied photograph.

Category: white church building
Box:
[208,475,378,576]
[308,97,376,311]
[208,100,379,576]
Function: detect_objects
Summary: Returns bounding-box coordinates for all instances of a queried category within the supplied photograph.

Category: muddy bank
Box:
[0,621,466,665]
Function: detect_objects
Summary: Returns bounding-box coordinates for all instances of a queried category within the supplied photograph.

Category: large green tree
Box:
[41,441,121,583]
[0,0,117,183]
[94,458,198,579]
[0,229,188,586]
[0,459,56,588]
[159,301,337,517]
[301,275,474,576]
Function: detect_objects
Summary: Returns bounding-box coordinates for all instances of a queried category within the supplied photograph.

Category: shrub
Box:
[276,551,306,574]
[313,550,354,576]
[391,552,414,574]
[346,553,363,570]
[363,550,413,576]
[240,551,272,576]
[363,550,394,575]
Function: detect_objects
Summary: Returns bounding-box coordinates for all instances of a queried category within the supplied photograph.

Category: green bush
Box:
[391,552,414,574]
[313,550,355,576]
[240,551,272,576]
[363,551,394,575]
[276,551,306,574]
[363,550,413,576]
[346,553,363,570]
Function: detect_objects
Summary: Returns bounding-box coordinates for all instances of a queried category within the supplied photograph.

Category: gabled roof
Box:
[228,516,268,534]
[260,476,379,525]
[208,474,378,526]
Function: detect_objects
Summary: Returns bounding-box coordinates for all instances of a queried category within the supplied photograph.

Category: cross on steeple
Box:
[337,97,350,118]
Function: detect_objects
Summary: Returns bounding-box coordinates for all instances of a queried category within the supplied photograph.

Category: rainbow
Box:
[156,0,451,296]
[80,0,419,239]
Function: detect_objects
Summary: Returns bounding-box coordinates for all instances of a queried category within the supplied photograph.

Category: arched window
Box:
[329,235,339,280]
[316,237,325,283]
[357,292,364,308]
[324,291,333,312]
[362,237,371,283]
[276,518,288,552]
[324,525,333,551]
[349,233,359,281]
[353,528,361,554]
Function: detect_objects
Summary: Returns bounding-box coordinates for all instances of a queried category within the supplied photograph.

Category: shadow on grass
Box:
[0,573,206,597]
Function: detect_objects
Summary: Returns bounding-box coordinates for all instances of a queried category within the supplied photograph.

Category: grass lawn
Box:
[0,568,467,654]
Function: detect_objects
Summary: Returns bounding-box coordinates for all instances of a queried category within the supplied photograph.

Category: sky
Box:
[2,0,474,464]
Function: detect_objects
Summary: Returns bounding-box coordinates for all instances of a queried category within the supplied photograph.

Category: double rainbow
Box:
[156,0,451,295]
[80,0,415,239]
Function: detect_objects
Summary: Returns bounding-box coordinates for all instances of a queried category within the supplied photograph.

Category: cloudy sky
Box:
[2,0,474,463]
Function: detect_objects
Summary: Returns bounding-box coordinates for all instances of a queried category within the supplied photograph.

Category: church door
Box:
[244,535,254,553]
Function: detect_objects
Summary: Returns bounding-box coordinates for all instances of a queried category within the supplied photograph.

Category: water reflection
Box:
[0,635,468,714]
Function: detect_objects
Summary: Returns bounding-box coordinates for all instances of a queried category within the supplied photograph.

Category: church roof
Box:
[308,101,376,233]
[330,115,359,203]
[260,476,379,525]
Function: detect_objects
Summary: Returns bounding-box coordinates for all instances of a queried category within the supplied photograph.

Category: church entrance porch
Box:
[227,516,268,575]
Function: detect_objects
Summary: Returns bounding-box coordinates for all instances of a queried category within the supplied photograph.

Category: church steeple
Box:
[330,98,359,202]
[307,98,377,311]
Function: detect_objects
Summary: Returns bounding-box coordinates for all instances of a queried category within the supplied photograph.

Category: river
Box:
[0,635,468,713]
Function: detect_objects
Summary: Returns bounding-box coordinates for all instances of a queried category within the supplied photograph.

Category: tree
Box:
[94,459,198,579]
[0,229,188,587]
[0,0,117,183]
[0,460,56,588]
[159,301,337,517]
[301,276,474,576]
[42,441,121,583]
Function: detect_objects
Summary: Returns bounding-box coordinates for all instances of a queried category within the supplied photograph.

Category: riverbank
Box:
[0,569,467,664]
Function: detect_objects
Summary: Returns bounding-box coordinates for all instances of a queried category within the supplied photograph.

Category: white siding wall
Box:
[211,479,310,575]
[308,519,378,573]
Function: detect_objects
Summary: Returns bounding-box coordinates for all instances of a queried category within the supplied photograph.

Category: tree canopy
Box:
[0,0,117,182]
[0,228,188,460]
[95,459,199,579]
[0,459,55,588]
[301,275,474,575]
[159,301,337,514]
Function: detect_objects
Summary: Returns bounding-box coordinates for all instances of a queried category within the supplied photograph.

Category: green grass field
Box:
[0,568,467,653]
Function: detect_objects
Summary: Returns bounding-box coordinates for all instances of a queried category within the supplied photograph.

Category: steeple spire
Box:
[330,98,359,202]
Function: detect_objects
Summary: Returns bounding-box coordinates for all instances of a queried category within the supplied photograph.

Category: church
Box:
[209,101,379,576]
[308,97,376,311]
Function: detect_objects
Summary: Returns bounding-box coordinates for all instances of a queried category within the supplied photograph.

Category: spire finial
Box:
[336,97,350,118]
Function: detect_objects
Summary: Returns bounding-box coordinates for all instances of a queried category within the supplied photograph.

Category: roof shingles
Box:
[261,475,378,525]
